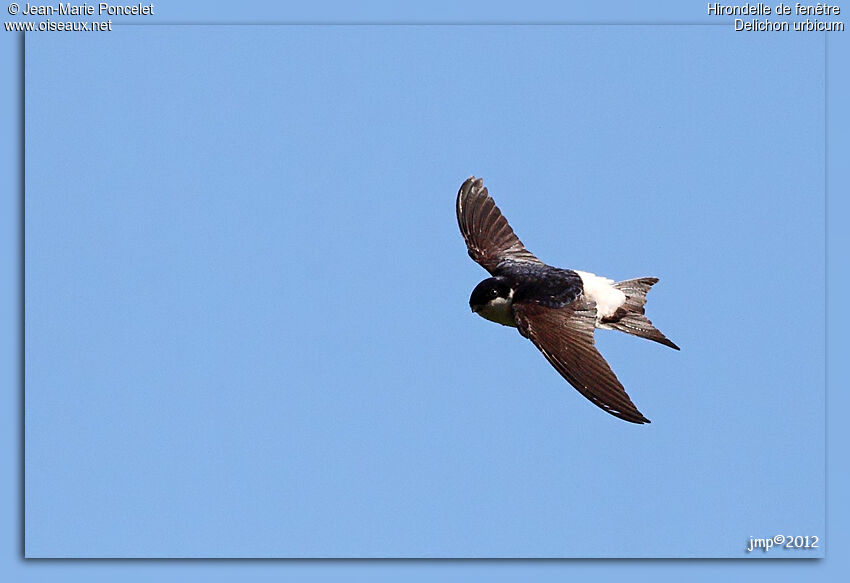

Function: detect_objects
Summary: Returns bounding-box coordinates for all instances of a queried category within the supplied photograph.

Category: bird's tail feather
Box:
[605,277,680,350]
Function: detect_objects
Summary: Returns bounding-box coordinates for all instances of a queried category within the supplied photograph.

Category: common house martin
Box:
[457,176,679,424]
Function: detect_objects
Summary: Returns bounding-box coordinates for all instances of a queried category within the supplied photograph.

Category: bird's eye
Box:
[491,288,498,296]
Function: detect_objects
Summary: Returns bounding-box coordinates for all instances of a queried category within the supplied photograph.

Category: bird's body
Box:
[457,176,678,424]
[470,263,580,327]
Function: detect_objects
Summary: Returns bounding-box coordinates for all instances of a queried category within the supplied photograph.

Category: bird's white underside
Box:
[477,290,517,327]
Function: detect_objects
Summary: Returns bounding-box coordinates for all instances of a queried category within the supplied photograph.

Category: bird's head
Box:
[469,276,517,327]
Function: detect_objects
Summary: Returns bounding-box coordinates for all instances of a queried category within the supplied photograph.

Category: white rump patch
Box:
[574,270,626,325]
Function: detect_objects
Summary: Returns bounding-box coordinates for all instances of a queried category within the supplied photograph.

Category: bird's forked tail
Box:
[603,278,680,350]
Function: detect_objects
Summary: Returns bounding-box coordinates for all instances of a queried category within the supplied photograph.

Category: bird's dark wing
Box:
[512,299,651,424]
[456,176,542,275]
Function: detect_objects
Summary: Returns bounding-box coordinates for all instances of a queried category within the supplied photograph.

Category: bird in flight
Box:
[456,176,678,424]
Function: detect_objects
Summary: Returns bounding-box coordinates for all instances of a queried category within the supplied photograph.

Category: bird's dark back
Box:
[496,262,583,309]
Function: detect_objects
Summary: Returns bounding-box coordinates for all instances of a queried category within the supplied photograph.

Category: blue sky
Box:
[23,24,824,558]
[3,0,848,580]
